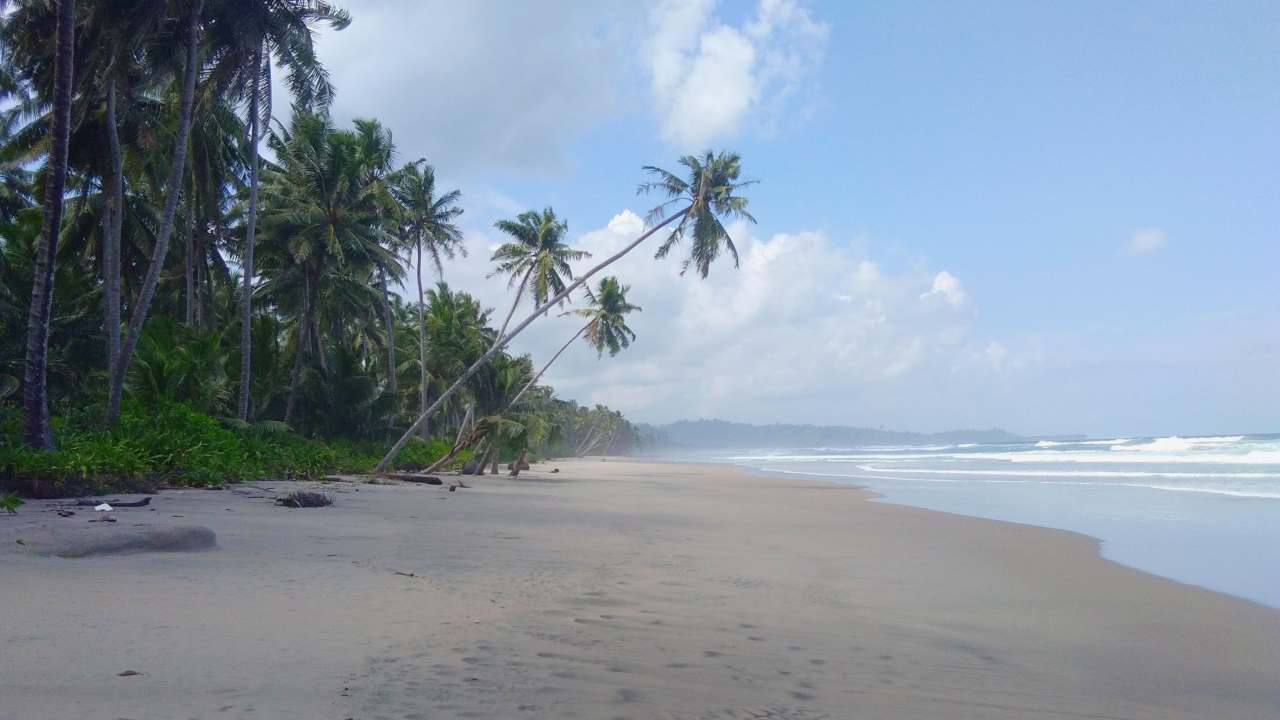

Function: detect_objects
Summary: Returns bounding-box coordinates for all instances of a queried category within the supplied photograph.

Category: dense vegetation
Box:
[0,1,754,496]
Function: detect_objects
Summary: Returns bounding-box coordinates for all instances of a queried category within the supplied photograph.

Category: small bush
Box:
[1,492,22,513]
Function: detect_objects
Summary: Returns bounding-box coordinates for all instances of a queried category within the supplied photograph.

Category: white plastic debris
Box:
[94,503,113,512]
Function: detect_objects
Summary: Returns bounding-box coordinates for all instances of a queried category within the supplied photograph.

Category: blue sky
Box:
[316,0,1279,437]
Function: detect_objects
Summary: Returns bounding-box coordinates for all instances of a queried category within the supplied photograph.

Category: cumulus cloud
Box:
[647,0,829,148]
[921,270,967,306]
[426,211,1007,428]
[1125,227,1168,256]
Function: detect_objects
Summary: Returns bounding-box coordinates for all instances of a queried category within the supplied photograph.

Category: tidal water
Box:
[698,434,1280,608]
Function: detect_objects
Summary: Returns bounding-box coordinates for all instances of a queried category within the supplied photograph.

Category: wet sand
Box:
[1,458,1277,719]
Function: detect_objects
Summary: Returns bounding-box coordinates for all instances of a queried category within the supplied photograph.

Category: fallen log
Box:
[74,497,151,508]
[380,473,443,485]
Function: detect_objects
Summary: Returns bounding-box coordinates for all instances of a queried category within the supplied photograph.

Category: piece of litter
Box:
[117,670,142,677]
[94,503,113,512]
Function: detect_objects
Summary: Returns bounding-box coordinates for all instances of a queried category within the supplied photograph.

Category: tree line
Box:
[0,0,754,481]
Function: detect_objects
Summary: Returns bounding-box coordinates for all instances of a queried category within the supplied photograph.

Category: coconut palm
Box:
[489,207,588,338]
[19,0,74,448]
[376,151,754,471]
[256,113,396,425]
[106,0,206,424]
[390,161,463,436]
[201,0,351,421]
[508,276,640,408]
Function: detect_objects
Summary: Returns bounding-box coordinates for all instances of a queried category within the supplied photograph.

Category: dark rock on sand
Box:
[13,525,217,558]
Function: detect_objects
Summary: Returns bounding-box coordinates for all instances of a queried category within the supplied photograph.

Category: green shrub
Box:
[0,402,480,497]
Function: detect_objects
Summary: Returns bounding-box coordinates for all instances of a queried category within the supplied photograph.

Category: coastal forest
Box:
[0,0,753,498]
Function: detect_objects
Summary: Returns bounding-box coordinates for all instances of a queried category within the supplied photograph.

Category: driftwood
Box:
[74,497,151,508]
[380,473,443,485]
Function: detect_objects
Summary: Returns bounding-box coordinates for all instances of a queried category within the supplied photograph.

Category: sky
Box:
[298,0,1279,437]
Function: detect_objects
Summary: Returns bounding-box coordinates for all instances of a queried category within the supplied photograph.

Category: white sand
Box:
[1,458,1277,719]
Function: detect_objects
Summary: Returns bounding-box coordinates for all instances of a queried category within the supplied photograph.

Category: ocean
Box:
[701,434,1280,608]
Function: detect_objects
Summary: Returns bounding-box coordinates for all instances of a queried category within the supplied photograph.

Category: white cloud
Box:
[647,0,829,148]
[1125,227,1168,256]
[921,270,967,306]
[431,212,1006,428]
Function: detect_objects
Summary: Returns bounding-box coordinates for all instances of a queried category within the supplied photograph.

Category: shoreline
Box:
[724,459,1280,611]
[3,458,1277,718]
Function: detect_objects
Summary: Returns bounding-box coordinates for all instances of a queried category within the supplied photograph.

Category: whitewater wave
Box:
[753,466,1280,499]
[1036,438,1129,447]
[856,465,1280,480]
[1122,435,1246,452]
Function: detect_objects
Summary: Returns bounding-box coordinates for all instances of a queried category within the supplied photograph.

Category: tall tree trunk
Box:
[376,207,687,471]
[237,44,264,421]
[495,266,533,342]
[283,268,312,426]
[183,186,195,326]
[508,322,588,408]
[453,400,473,449]
[415,238,429,438]
[193,218,205,331]
[379,268,396,396]
[577,419,603,457]
[106,0,203,424]
[488,443,499,475]
[103,76,123,393]
[22,0,75,449]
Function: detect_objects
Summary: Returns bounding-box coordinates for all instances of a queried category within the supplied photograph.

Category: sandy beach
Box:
[2,458,1277,719]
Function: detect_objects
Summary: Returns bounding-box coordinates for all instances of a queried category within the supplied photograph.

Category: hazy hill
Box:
[639,419,1027,449]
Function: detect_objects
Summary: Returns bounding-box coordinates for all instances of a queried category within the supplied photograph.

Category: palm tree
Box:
[106,0,205,424]
[20,0,74,449]
[256,113,395,425]
[390,161,463,437]
[376,151,754,471]
[489,207,588,339]
[201,0,350,421]
[508,276,640,407]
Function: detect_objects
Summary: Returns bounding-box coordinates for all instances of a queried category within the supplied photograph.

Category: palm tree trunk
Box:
[283,268,312,426]
[454,400,473,448]
[577,420,603,456]
[379,269,396,397]
[488,444,499,475]
[22,0,75,449]
[183,188,195,326]
[508,322,588,408]
[376,207,688,471]
[194,219,205,331]
[508,449,529,477]
[103,76,123,390]
[106,0,203,424]
[415,238,429,438]
[423,421,481,474]
[495,266,533,342]
[237,44,264,421]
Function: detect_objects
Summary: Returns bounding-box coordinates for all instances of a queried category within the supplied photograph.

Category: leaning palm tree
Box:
[376,151,754,471]
[19,0,74,448]
[390,160,463,436]
[508,276,640,408]
[489,207,588,338]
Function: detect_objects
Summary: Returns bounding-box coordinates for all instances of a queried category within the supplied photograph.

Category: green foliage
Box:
[0,399,486,497]
[1,491,22,513]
